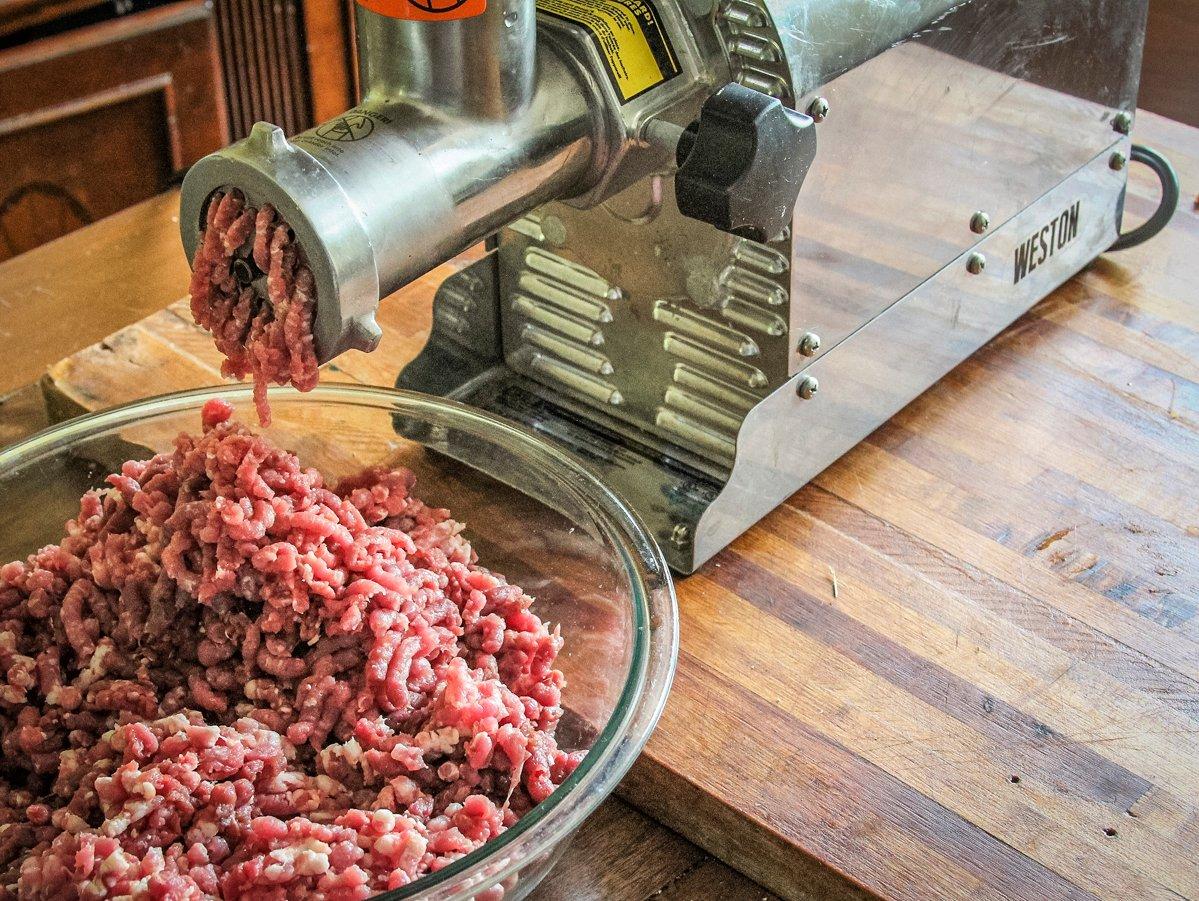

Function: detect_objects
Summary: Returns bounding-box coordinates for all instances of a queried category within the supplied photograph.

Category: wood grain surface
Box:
[0,0,106,38]
[527,798,773,901]
[18,110,1199,900]
[0,190,191,394]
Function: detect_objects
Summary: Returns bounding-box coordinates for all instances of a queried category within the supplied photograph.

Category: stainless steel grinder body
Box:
[181,0,1150,572]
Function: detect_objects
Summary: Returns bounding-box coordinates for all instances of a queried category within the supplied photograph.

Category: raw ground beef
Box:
[189,192,319,426]
[0,399,582,899]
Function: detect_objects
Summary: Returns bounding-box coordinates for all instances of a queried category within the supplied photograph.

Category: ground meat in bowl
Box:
[0,398,583,899]
[189,192,319,426]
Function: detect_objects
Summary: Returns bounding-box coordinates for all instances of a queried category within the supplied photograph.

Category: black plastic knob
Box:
[674,83,817,242]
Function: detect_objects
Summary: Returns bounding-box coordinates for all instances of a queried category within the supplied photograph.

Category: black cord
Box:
[1109,144,1180,251]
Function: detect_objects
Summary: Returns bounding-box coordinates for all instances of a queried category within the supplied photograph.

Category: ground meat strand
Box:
[0,399,581,899]
[190,192,319,425]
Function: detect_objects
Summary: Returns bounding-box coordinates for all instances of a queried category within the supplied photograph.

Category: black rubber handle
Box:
[1110,144,1180,252]
[674,84,817,243]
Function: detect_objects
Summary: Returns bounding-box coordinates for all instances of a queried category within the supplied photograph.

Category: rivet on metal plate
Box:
[669,524,692,547]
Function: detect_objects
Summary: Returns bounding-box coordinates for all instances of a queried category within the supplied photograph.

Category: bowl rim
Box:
[0,383,679,900]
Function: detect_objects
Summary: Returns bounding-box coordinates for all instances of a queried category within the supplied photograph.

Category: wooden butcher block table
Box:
[4,110,1199,900]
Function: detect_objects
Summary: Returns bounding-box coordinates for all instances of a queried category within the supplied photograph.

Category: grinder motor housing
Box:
[181,0,1151,572]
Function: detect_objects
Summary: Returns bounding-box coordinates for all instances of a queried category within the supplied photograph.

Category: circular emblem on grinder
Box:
[354,0,485,21]
[406,0,469,11]
[315,114,374,142]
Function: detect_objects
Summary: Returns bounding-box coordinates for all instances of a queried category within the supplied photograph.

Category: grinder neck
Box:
[180,2,608,364]
[357,0,536,119]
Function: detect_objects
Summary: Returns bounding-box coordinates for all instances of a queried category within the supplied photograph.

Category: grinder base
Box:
[400,0,1143,572]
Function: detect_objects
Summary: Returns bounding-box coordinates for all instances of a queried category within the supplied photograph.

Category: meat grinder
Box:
[180,0,1157,572]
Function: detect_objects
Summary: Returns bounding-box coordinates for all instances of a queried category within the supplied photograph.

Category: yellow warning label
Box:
[537,0,680,102]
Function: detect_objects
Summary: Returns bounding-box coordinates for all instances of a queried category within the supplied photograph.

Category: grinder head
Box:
[180,122,383,365]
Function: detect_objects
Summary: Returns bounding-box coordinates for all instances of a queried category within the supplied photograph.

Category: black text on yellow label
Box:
[537,0,681,102]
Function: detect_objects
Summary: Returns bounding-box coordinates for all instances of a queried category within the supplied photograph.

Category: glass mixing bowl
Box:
[0,384,677,900]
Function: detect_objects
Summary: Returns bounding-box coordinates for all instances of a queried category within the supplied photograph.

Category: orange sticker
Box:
[357,0,486,19]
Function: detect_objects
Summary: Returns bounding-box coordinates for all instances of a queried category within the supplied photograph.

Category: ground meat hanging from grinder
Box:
[189,192,319,425]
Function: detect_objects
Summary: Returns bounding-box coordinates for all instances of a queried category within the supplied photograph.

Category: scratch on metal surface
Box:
[1011,32,1074,51]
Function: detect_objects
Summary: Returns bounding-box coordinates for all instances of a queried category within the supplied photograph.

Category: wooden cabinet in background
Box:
[214,0,324,139]
[1142,0,1199,129]
[300,0,356,123]
[211,0,355,134]
[0,0,359,263]
[0,1,227,261]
